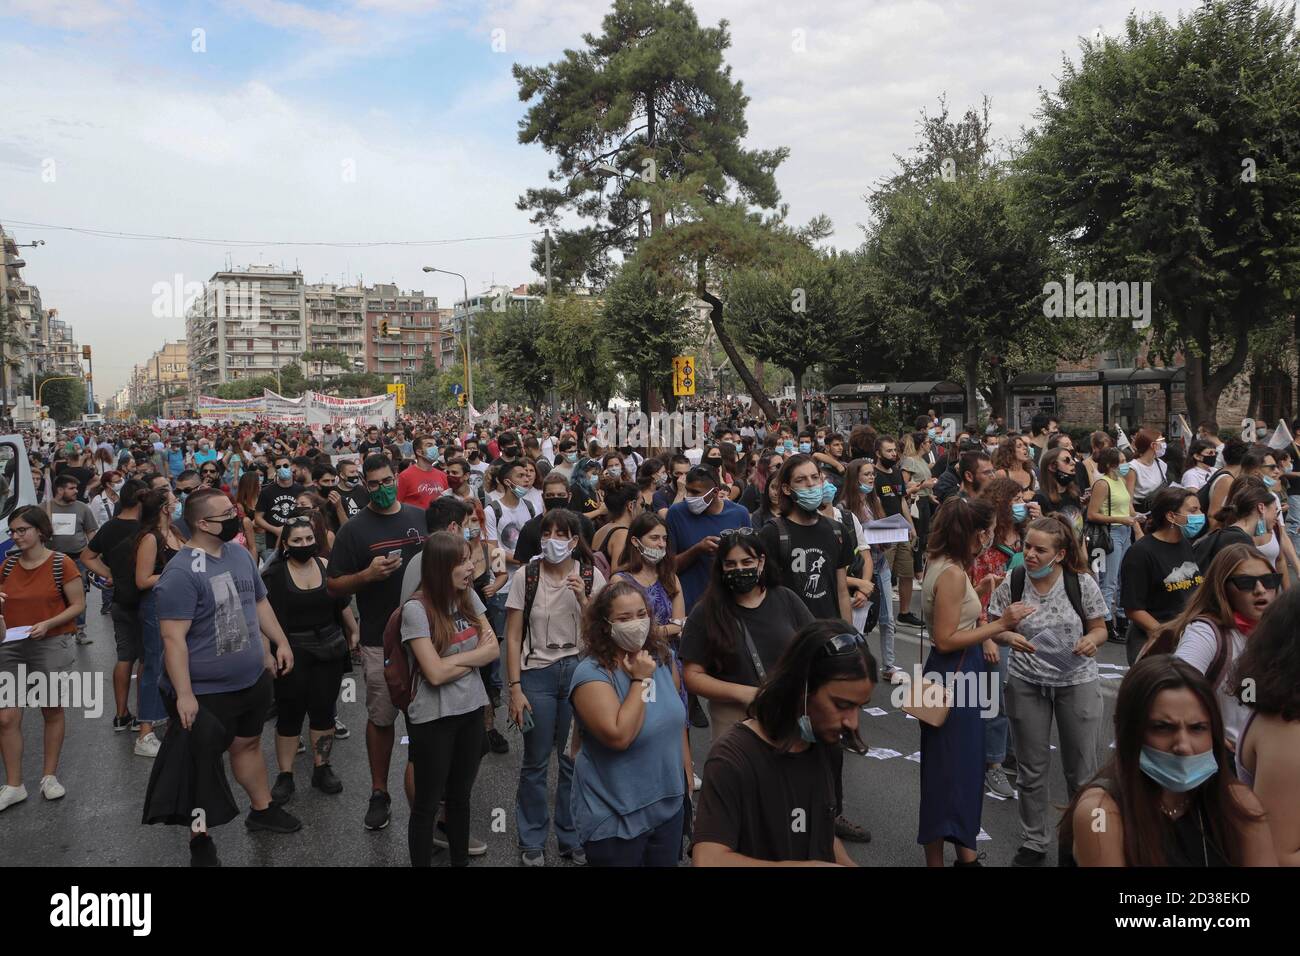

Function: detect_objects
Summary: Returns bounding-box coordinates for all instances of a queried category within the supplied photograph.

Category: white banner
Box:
[306,391,395,431]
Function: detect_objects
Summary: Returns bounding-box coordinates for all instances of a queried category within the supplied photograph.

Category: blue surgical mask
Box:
[794,486,824,512]
[797,714,817,744]
[565,452,578,463]
[1139,745,1219,793]
[858,483,874,496]
[277,466,292,481]
[784,440,795,451]
[927,428,937,439]
[1011,502,1028,522]
[799,442,812,455]
[1180,514,1206,539]
[463,526,479,541]
[1263,475,1276,488]
[1117,463,1132,477]
[172,500,184,522]
[821,482,837,504]
[1027,559,1058,579]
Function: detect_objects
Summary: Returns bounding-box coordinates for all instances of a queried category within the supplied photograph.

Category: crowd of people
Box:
[0,404,1296,868]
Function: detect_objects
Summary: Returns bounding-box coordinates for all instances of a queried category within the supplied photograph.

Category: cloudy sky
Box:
[1,0,1202,397]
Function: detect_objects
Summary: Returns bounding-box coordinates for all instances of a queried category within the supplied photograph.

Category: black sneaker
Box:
[189,834,221,867]
[364,789,391,830]
[897,613,924,627]
[1012,846,1047,867]
[312,764,343,794]
[245,803,302,834]
[333,717,350,740]
[271,771,295,806]
[112,712,135,733]
[834,815,871,843]
[487,728,509,754]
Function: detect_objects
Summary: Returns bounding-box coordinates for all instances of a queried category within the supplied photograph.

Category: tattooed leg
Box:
[311,730,335,767]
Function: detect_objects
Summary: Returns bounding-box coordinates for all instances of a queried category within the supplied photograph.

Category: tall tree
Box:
[537,295,619,409]
[1020,0,1300,426]
[602,258,691,411]
[479,301,553,408]
[37,373,86,424]
[514,0,788,412]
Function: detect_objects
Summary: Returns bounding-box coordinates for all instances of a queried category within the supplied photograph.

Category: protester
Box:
[666,465,751,613]
[872,436,921,625]
[46,473,99,644]
[1087,446,1140,633]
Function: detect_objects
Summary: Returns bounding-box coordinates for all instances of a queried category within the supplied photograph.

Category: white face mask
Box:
[542,537,573,565]
[685,492,712,515]
[609,617,650,652]
[635,540,666,564]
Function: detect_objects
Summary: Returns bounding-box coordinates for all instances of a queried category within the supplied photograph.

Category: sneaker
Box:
[271,772,295,806]
[985,765,1015,799]
[834,814,871,843]
[897,613,924,627]
[311,764,343,795]
[40,775,66,800]
[1012,846,1047,867]
[245,803,302,834]
[881,667,907,685]
[296,736,306,755]
[130,717,142,732]
[561,846,588,866]
[112,712,135,732]
[134,732,161,758]
[75,629,92,645]
[189,834,221,867]
[100,600,112,615]
[1003,753,1019,777]
[953,854,986,867]
[487,728,509,754]
[520,849,545,867]
[0,784,28,812]
[431,821,487,856]
[364,790,392,830]
[333,717,350,740]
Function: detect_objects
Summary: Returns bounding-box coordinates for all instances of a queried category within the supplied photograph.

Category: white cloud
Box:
[0,0,136,30]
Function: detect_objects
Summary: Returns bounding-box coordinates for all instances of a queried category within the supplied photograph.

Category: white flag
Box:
[467,403,482,421]
[1267,419,1294,451]
[1115,424,1132,449]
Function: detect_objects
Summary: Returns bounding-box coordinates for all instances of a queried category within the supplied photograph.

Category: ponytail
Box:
[1026,514,1087,574]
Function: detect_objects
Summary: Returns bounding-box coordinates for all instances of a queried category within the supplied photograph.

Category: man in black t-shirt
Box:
[873,437,920,625]
[692,622,876,867]
[254,454,303,547]
[758,456,852,621]
[356,426,386,460]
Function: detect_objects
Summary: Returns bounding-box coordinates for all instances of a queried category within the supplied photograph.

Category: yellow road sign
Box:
[387,383,406,408]
[673,355,696,396]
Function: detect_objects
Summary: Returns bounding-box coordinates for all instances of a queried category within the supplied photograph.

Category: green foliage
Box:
[537,295,619,407]
[602,259,691,406]
[38,374,87,424]
[479,301,553,407]
[1019,0,1300,424]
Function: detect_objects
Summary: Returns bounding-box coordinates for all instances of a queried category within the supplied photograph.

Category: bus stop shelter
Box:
[1008,367,1184,434]
[827,381,967,437]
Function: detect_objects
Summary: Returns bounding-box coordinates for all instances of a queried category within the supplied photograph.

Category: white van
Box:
[0,435,37,561]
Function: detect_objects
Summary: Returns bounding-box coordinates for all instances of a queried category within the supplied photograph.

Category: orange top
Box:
[1,553,75,635]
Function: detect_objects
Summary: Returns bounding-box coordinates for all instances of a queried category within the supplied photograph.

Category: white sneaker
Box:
[0,784,28,811]
[75,629,92,645]
[40,775,66,800]
[134,732,161,758]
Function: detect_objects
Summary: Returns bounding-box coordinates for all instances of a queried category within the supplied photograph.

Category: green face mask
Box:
[370,484,397,509]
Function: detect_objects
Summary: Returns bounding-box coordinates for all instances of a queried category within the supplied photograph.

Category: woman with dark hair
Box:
[692,619,877,866]
[132,487,187,759]
[681,530,813,743]
[1196,476,1280,574]
[992,435,1038,493]
[263,515,358,807]
[615,513,685,642]
[1128,428,1170,514]
[1033,446,1085,536]
[504,507,607,867]
[841,459,900,681]
[635,457,667,514]
[1145,543,1279,756]
[293,491,335,554]
[988,515,1109,866]
[1232,587,1300,865]
[1118,486,1205,665]
[401,530,499,867]
[568,580,690,866]
[234,471,260,562]
[1082,430,1113,489]
[739,451,781,513]
[1063,655,1275,866]
[1087,445,1140,627]
[918,496,1037,866]
[591,481,640,571]
[749,455,786,531]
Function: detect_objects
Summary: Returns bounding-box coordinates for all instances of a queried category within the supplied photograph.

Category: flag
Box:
[1115,424,1132,449]
[1267,420,1294,451]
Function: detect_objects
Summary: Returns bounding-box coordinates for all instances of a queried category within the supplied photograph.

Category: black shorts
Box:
[164,671,274,741]
[111,604,143,662]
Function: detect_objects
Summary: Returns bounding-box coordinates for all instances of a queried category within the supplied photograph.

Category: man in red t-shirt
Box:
[396,434,448,509]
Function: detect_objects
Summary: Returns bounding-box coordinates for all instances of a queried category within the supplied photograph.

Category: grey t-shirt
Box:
[156,543,268,696]
[401,589,489,724]
[988,570,1107,688]
[48,500,98,555]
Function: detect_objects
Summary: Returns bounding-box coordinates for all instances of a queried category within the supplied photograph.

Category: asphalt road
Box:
[3,586,1129,867]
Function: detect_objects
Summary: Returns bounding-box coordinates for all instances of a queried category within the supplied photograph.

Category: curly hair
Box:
[979,476,1025,544]
[580,578,672,673]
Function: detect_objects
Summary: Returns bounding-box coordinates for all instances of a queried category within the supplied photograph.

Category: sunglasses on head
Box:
[1226,573,1282,592]
[718,527,756,544]
[818,632,867,658]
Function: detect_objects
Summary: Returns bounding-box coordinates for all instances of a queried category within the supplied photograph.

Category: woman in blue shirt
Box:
[569,579,690,866]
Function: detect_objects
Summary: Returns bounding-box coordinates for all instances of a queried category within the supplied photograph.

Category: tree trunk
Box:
[1185,326,1250,429]
[697,262,780,423]
[963,351,980,430]
[645,90,665,235]
[793,368,806,433]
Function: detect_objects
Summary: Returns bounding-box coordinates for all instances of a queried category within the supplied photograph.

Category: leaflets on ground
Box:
[861,706,888,716]
[865,747,903,760]
[863,513,911,545]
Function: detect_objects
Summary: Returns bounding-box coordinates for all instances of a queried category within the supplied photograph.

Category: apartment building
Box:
[186,265,305,400]
[363,284,444,378]
[128,341,189,417]
[305,283,366,376]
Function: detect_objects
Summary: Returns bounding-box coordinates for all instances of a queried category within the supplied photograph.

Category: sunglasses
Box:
[718,527,756,544]
[1226,573,1282,592]
[818,632,868,658]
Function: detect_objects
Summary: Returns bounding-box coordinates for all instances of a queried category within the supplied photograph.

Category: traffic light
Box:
[378,319,389,337]
[457,393,467,407]
[82,345,92,359]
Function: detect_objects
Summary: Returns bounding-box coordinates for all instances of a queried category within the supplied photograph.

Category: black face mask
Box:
[205,515,241,542]
[503,446,519,458]
[286,543,317,563]
[706,457,723,469]
[1200,455,1217,467]
[544,497,569,512]
[722,567,760,595]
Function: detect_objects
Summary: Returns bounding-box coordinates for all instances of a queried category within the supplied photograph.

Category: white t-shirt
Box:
[541,437,556,462]
[485,493,541,570]
[1174,619,1248,748]
[1130,458,1168,499]
[505,559,607,670]
[1180,465,1213,491]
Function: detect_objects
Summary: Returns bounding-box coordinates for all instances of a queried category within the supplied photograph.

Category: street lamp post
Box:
[422,266,472,410]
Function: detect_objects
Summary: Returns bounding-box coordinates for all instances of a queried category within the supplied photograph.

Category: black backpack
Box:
[1196,468,1233,516]
[1009,566,1089,633]
[520,557,594,666]
[487,496,536,527]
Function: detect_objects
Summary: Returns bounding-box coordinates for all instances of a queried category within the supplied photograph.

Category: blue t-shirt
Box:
[155,543,268,696]
[665,499,751,611]
[194,449,219,466]
[569,657,686,844]
[167,449,185,475]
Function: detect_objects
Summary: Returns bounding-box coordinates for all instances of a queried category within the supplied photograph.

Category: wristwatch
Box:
[669,618,686,629]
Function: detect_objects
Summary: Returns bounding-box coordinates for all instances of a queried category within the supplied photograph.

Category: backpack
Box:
[1009,565,1088,633]
[520,556,594,666]
[1196,468,1233,516]
[487,495,536,527]
[381,592,435,715]
[1,551,68,606]
[770,514,843,584]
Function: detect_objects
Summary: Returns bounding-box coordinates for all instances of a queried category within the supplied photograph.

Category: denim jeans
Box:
[876,561,897,671]
[1287,495,1300,555]
[584,806,685,867]
[516,656,579,854]
[137,590,167,723]
[483,590,509,694]
[984,642,1011,764]
[1098,524,1132,621]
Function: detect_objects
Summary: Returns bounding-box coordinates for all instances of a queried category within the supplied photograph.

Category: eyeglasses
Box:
[365,476,397,491]
[818,632,867,658]
[1226,573,1282,592]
